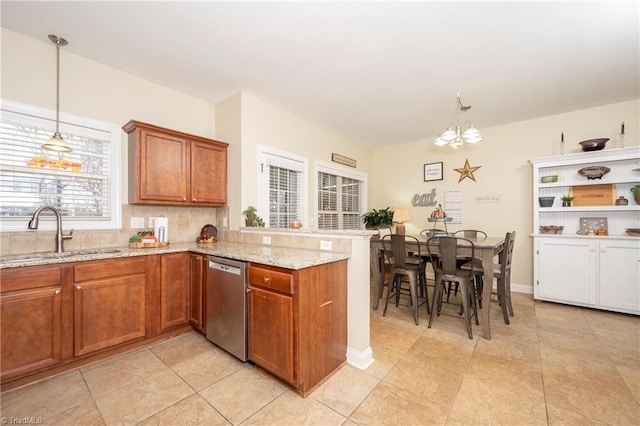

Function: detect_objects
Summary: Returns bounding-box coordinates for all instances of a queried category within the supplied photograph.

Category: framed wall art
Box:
[424,162,443,182]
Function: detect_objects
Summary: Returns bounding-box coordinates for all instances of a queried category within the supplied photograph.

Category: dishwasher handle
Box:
[208,260,242,275]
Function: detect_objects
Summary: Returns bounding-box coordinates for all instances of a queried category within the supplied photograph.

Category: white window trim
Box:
[314,160,368,230]
[0,99,122,232]
[256,144,308,228]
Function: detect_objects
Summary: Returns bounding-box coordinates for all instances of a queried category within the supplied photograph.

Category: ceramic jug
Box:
[631,185,640,204]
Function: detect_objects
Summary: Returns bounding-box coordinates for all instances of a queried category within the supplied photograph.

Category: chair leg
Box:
[506,277,514,317]
[419,269,431,315]
[459,280,473,339]
[383,273,397,317]
[497,277,510,325]
[428,278,443,329]
[409,273,419,326]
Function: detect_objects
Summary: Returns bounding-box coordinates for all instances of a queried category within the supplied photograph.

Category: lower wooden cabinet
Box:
[159,252,190,331]
[247,260,347,396]
[1,285,63,381]
[73,258,147,356]
[189,253,206,333]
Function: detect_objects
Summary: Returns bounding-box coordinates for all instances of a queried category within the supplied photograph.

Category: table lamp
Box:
[392,207,410,235]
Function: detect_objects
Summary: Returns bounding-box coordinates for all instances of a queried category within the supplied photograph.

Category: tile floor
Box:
[1,291,639,425]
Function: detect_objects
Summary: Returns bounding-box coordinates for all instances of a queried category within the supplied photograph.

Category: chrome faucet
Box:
[28,206,74,253]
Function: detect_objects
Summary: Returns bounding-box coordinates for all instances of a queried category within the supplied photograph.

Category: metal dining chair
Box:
[381,234,430,325]
[460,230,516,324]
[453,229,487,304]
[427,236,478,339]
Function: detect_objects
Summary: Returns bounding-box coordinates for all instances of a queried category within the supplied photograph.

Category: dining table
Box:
[370,234,506,340]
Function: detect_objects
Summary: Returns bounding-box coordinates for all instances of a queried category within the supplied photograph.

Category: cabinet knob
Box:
[246,288,251,294]
[183,197,187,201]
[54,289,61,295]
[263,277,270,283]
[75,285,81,290]
[192,198,197,202]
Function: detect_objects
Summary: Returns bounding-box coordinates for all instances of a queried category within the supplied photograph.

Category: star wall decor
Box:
[454,158,482,183]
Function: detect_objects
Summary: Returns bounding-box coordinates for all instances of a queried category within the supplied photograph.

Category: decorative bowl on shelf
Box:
[540,226,564,234]
[578,166,610,180]
[578,138,609,152]
[538,196,555,207]
[541,175,558,183]
[626,228,640,237]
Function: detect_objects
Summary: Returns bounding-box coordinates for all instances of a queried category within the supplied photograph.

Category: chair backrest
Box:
[454,229,487,240]
[499,231,516,279]
[382,234,421,269]
[427,236,475,277]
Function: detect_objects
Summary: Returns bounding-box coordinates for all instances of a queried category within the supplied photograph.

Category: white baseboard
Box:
[511,282,533,294]
[346,346,374,370]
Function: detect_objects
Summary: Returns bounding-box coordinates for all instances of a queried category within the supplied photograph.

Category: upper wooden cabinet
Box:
[123,120,228,206]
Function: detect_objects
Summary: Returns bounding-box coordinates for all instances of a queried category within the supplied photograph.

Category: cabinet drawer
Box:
[248,265,293,295]
[0,265,62,293]
[74,257,146,282]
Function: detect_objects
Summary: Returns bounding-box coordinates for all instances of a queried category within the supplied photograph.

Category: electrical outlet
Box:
[130,217,144,229]
[320,240,332,251]
[223,217,228,227]
[148,217,156,227]
[262,236,271,245]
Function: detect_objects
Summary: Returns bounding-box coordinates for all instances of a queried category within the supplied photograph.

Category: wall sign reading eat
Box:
[412,189,437,207]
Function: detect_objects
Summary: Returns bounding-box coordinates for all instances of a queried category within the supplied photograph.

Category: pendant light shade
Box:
[43,35,72,153]
[434,94,483,149]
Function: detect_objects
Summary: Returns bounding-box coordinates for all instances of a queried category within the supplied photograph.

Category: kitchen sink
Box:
[1,248,121,264]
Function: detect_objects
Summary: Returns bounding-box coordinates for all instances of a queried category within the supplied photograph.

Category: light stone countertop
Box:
[0,241,351,270]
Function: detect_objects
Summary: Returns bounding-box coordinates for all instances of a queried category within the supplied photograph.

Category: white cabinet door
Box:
[537,238,597,306]
[599,239,640,314]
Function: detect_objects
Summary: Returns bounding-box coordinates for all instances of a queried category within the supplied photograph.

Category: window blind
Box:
[0,106,113,224]
[317,170,364,230]
[268,165,302,228]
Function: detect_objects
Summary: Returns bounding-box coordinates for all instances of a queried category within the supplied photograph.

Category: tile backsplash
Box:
[1,204,227,256]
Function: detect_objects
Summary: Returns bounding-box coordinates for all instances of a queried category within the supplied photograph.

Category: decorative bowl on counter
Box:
[578,166,610,180]
[626,228,640,237]
[540,225,564,234]
[578,138,609,152]
[541,175,558,183]
[539,196,555,207]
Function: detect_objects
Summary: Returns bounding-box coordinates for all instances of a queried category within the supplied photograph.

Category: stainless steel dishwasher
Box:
[205,256,248,361]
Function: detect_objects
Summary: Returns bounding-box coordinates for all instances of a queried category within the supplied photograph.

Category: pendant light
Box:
[42,35,72,153]
[434,93,483,149]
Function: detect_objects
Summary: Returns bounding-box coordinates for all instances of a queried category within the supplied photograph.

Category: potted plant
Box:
[561,195,575,207]
[242,206,265,227]
[362,207,394,229]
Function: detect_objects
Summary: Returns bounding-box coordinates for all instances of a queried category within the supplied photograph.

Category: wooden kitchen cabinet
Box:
[247,260,347,396]
[73,257,147,356]
[0,265,64,382]
[159,252,190,331]
[189,253,206,333]
[124,120,228,206]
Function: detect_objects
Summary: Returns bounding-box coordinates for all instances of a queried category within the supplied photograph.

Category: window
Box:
[316,161,367,230]
[0,100,122,231]
[257,146,307,228]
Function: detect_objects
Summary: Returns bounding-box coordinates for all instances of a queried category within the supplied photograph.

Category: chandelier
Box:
[42,35,72,153]
[434,93,483,149]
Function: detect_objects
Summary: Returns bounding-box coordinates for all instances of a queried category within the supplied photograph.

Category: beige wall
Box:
[371,99,639,291]
[1,28,222,254]
[220,91,373,229]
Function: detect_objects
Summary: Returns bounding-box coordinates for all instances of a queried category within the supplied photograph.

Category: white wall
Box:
[371,99,639,292]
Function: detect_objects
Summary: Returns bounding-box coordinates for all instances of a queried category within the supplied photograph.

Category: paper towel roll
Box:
[154,216,169,242]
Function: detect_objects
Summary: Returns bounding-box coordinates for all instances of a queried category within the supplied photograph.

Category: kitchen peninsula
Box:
[0,240,355,396]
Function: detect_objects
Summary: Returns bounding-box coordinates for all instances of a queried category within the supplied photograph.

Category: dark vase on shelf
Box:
[562,201,572,207]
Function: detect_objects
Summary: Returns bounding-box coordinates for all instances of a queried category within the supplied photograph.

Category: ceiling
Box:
[2,1,638,147]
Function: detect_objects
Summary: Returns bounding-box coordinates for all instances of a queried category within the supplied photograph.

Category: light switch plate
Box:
[130,217,144,229]
[262,236,271,245]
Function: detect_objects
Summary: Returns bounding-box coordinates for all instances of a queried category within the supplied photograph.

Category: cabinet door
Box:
[190,140,227,205]
[160,253,190,331]
[74,275,146,357]
[1,287,63,381]
[189,253,206,332]
[537,238,597,306]
[138,129,189,203]
[599,240,640,313]
[247,286,295,385]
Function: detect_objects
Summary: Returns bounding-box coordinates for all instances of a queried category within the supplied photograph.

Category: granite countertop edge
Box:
[0,242,351,270]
